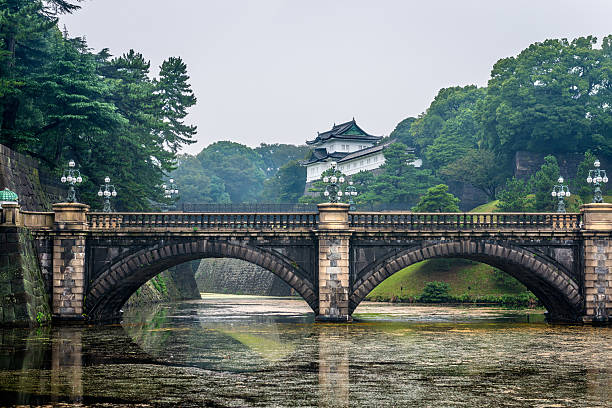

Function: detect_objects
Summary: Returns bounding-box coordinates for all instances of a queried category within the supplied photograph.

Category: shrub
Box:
[418,281,451,303]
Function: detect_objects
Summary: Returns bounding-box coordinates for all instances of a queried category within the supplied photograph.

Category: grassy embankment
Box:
[366,200,532,307]
[367,195,612,306]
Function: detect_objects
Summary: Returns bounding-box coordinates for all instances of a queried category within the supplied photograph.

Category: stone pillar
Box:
[316,203,352,322]
[581,203,612,323]
[52,203,89,321]
[0,202,21,226]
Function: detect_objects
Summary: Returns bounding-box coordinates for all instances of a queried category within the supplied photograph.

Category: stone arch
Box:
[85,239,317,322]
[350,241,583,322]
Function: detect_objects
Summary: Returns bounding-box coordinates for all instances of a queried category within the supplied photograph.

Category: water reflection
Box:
[318,326,349,408]
[0,297,610,407]
[51,327,83,404]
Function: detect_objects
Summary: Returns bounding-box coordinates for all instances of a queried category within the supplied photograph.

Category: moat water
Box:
[1,295,611,407]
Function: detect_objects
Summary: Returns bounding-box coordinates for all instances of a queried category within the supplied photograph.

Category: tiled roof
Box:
[300,149,349,165]
[338,144,386,163]
[306,119,382,145]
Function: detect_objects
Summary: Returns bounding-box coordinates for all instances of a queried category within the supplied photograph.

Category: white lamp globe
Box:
[352,191,357,196]
[597,176,603,183]
[104,190,110,197]
[169,179,174,183]
[104,176,110,183]
[558,177,564,183]
[603,176,609,183]
[76,176,82,183]
[324,190,329,197]
[68,160,75,168]
[337,191,343,197]
[566,191,571,197]
[111,190,117,197]
[331,176,337,183]
[323,177,329,183]
[339,176,345,183]
[559,191,565,197]
[595,160,601,168]
[61,176,67,183]
[67,175,73,183]
[551,191,557,197]
[349,181,354,186]
[587,176,593,183]
[98,190,103,197]
[330,161,337,168]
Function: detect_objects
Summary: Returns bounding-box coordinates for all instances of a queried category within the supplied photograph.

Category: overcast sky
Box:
[61,0,612,155]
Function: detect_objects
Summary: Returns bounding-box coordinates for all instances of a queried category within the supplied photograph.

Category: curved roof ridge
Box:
[306,119,382,145]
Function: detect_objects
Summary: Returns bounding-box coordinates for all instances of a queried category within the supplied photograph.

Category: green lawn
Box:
[469,200,499,213]
[365,258,528,302]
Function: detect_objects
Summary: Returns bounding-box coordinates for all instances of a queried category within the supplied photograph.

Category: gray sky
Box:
[61,0,612,155]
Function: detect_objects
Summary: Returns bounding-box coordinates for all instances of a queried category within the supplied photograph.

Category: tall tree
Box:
[530,155,561,212]
[357,143,437,206]
[480,36,612,159]
[157,56,197,152]
[440,148,506,201]
[262,160,306,203]
[196,141,266,203]
[412,184,460,212]
[497,177,533,212]
[171,154,230,205]
[409,85,485,162]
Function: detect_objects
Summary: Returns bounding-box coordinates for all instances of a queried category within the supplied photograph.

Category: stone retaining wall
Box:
[195,258,293,296]
[0,144,64,211]
[0,227,51,326]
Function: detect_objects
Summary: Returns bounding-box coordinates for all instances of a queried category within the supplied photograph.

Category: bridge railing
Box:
[348,212,582,231]
[87,212,320,231]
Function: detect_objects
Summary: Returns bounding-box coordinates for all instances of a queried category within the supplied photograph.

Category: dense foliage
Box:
[412,184,460,212]
[2,4,609,212]
[0,0,197,210]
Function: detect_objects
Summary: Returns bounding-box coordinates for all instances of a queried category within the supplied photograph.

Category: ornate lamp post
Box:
[162,178,179,210]
[60,160,82,203]
[322,162,345,203]
[346,181,358,211]
[97,176,117,212]
[587,159,608,203]
[551,176,570,213]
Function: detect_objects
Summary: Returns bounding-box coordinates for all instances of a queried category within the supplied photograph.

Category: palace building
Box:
[302,119,387,182]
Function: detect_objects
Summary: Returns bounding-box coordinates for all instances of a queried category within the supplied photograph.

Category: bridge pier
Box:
[581,203,612,323]
[51,203,89,322]
[316,203,352,322]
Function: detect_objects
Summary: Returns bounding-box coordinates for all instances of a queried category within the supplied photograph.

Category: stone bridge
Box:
[2,202,611,324]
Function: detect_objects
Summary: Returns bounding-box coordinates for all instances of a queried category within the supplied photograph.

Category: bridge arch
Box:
[350,240,583,322]
[85,239,318,321]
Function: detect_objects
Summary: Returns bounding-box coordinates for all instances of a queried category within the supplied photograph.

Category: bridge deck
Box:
[17,211,582,233]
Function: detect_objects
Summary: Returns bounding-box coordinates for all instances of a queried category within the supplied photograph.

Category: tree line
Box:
[1,3,608,212]
[175,35,610,211]
[0,0,196,210]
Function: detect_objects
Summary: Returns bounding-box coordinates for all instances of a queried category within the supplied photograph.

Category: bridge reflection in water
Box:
[0,298,611,406]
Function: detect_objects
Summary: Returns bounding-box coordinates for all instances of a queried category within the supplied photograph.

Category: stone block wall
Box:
[317,234,351,321]
[0,227,51,326]
[195,258,293,296]
[0,143,65,211]
[125,261,201,308]
[52,236,86,318]
[514,151,609,181]
[583,238,612,322]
